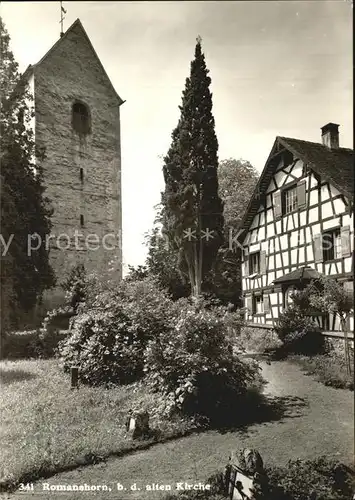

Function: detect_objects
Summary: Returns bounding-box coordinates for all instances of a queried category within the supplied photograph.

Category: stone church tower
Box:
[23,19,123,306]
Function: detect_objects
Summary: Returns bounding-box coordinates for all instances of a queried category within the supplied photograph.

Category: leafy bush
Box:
[42,305,74,334]
[60,264,87,313]
[274,307,324,355]
[58,278,176,386]
[39,265,87,340]
[266,457,355,500]
[0,329,68,360]
[238,326,283,354]
[144,299,262,424]
[163,458,354,500]
[291,353,354,391]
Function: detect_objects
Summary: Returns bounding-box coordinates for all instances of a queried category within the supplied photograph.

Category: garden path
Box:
[6,360,353,500]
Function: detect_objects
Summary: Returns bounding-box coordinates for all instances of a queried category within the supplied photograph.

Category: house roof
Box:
[237,134,354,242]
[273,266,321,284]
[278,136,353,199]
[21,19,124,106]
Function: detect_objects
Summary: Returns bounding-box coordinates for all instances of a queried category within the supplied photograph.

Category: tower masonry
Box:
[23,19,123,306]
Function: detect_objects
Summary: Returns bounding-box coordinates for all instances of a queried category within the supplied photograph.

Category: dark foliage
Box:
[161,37,224,296]
[274,304,324,356]
[0,329,68,360]
[0,17,55,331]
[60,264,87,313]
[145,221,191,300]
[163,458,354,500]
[266,457,355,500]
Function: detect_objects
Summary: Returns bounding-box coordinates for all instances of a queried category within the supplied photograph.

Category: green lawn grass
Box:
[0,359,193,492]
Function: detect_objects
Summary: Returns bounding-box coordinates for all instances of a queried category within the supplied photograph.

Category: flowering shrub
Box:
[59,282,261,420]
[58,278,177,386]
[144,300,261,423]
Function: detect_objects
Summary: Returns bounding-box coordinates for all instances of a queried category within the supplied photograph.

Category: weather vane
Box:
[60,1,67,37]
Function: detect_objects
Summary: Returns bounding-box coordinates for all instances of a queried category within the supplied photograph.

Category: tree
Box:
[204,246,243,305]
[126,264,149,283]
[145,225,190,299]
[218,158,259,233]
[204,158,259,305]
[152,157,258,304]
[0,17,55,330]
[125,204,189,300]
[144,205,190,299]
[162,37,223,297]
[61,264,87,313]
[308,276,353,375]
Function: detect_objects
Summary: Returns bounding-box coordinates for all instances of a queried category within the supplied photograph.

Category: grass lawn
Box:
[2,358,354,499]
[0,359,194,492]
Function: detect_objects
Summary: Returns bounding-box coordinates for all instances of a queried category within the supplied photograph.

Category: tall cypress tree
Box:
[0,17,55,330]
[162,37,223,297]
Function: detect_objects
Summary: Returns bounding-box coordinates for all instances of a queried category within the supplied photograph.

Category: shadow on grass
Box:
[0,368,37,385]
[211,391,309,434]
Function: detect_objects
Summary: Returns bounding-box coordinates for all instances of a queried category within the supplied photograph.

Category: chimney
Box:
[321,123,339,149]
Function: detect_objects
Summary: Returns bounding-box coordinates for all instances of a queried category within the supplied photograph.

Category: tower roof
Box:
[22,19,124,105]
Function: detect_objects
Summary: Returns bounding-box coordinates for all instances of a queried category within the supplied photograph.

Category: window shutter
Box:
[297,180,307,209]
[343,281,353,300]
[245,296,252,314]
[341,226,351,257]
[260,251,267,274]
[244,259,249,277]
[313,233,323,263]
[274,191,282,219]
[264,294,271,313]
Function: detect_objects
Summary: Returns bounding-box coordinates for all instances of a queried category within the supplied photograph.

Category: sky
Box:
[1,0,353,273]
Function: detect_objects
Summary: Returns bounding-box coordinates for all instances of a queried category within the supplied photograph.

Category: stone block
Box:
[125,410,150,439]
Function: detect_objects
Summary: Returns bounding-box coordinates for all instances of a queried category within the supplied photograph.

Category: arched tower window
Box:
[72,101,91,135]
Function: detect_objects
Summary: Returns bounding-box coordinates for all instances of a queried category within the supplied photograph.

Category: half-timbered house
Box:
[237,123,354,332]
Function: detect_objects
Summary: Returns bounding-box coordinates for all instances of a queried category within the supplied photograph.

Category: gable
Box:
[31,19,123,106]
[278,137,353,199]
[238,136,353,242]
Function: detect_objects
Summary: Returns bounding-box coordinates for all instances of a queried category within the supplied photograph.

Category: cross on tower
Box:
[60,2,67,37]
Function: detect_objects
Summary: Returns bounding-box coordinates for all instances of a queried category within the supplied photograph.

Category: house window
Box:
[80,168,84,183]
[72,101,91,135]
[249,252,260,275]
[80,214,84,227]
[283,185,298,214]
[323,228,341,261]
[253,294,264,314]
